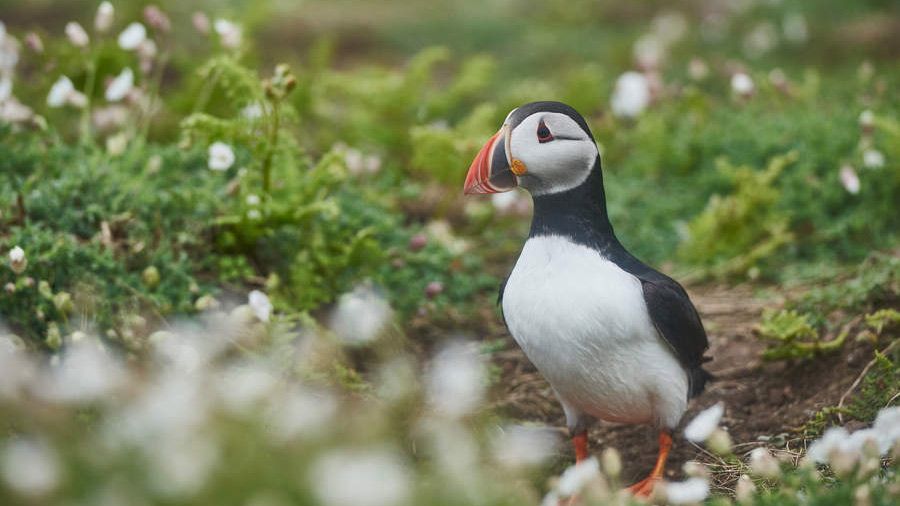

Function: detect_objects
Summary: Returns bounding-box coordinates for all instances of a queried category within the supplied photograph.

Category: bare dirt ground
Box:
[487,284,878,486]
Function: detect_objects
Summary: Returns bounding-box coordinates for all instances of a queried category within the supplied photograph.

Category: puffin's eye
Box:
[537,120,554,143]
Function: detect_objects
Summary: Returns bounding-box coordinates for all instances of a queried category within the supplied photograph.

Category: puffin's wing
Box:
[639,278,709,369]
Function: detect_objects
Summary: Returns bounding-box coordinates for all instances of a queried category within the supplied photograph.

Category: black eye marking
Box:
[537,119,554,143]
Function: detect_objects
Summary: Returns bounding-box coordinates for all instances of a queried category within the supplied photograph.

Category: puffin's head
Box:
[463,101,598,196]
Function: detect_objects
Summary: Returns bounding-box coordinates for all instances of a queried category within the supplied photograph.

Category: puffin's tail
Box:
[688,365,714,399]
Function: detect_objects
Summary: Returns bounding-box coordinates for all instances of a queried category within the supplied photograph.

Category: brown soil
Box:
[487,284,878,484]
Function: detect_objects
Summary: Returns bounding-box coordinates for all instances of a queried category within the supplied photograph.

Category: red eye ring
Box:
[537,119,554,143]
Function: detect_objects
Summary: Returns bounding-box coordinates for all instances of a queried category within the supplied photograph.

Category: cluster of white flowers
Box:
[426,341,486,418]
[807,406,900,465]
[328,283,393,344]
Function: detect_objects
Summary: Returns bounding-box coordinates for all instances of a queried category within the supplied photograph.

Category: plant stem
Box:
[262,99,281,195]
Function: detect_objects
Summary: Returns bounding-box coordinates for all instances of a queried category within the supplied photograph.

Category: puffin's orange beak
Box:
[463,124,517,194]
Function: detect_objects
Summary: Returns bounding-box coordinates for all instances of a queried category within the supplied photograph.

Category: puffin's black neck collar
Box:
[528,156,618,251]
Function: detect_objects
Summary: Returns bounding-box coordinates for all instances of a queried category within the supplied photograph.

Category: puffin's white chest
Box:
[502,235,688,428]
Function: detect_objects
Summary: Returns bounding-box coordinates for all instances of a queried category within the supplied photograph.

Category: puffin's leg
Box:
[626,430,672,496]
[572,430,589,463]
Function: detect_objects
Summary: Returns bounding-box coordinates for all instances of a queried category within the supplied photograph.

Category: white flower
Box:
[95,1,114,33]
[839,165,860,194]
[208,141,235,171]
[37,342,126,403]
[743,22,778,59]
[426,342,485,418]
[491,191,518,212]
[216,362,276,413]
[0,97,32,123]
[735,474,756,503]
[873,406,900,453]
[241,102,263,119]
[748,447,780,479]
[684,402,724,443]
[491,425,559,468]
[0,75,11,102]
[106,132,128,156]
[245,194,261,206]
[862,149,884,169]
[8,245,26,274]
[664,477,710,504]
[246,209,261,220]
[783,13,808,44]
[214,19,242,49]
[556,457,599,497]
[858,110,874,129]
[731,72,755,97]
[688,58,709,81]
[807,427,849,463]
[105,67,133,102]
[266,387,337,442]
[329,284,392,344]
[47,75,75,107]
[633,34,664,69]
[611,71,650,118]
[117,22,147,50]
[248,290,272,322]
[65,21,89,47]
[1,438,60,497]
[310,447,412,506]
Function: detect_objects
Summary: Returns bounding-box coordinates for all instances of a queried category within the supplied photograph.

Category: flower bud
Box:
[8,245,26,274]
[735,474,756,504]
[749,447,780,479]
[65,22,89,47]
[95,2,114,33]
[600,447,622,478]
[142,265,160,288]
[707,428,733,456]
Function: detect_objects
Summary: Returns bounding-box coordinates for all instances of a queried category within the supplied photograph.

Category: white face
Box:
[508,112,599,196]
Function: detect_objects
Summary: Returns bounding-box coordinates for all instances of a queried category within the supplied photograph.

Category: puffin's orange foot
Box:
[626,476,659,497]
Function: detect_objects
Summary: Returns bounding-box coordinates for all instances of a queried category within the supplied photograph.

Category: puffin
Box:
[463,101,711,495]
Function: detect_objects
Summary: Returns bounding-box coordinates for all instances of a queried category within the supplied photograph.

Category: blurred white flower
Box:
[1,438,60,497]
[242,102,263,120]
[117,22,146,50]
[839,164,860,194]
[311,447,412,506]
[748,447,780,479]
[652,11,688,45]
[743,22,778,59]
[147,434,219,499]
[105,67,134,102]
[556,457,599,497]
[65,21,89,47]
[0,75,10,102]
[92,104,129,131]
[873,406,900,453]
[0,26,20,74]
[247,208,261,220]
[47,75,75,107]
[633,34,664,70]
[731,72,755,97]
[24,31,43,54]
[329,284,392,344]
[95,1,114,33]
[246,194,261,206]
[664,477,710,504]
[192,12,211,35]
[735,474,756,503]
[688,57,709,81]
[214,19,242,49]
[426,341,485,418]
[862,149,884,169]
[248,290,272,322]
[611,71,650,118]
[858,109,874,130]
[491,425,559,468]
[8,245,26,274]
[217,362,276,414]
[0,97,32,123]
[807,426,849,463]
[106,132,128,156]
[684,402,724,443]
[37,342,126,403]
[491,191,518,212]
[208,141,235,171]
[266,387,338,442]
[782,13,808,44]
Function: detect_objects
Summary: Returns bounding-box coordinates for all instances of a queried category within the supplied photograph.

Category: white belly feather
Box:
[502,235,688,429]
